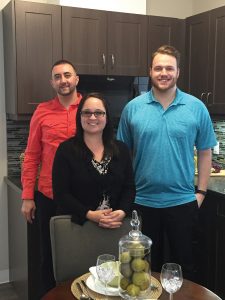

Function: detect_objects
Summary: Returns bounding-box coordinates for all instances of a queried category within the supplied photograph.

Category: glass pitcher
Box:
[119,210,152,299]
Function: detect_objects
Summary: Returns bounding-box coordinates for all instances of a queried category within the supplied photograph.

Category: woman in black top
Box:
[52,92,135,227]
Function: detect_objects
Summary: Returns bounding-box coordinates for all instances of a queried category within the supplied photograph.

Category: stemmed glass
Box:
[160,263,183,300]
[96,254,116,299]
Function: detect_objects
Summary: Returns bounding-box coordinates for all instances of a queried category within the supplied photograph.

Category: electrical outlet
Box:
[213,142,220,154]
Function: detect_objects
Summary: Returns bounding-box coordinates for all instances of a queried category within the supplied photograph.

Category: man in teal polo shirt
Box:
[117,45,217,280]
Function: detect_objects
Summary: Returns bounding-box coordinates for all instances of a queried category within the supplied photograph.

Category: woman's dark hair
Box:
[74,92,118,159]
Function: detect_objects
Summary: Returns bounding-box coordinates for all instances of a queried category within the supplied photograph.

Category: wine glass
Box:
[96,254,116,299]
[160,263,183,300]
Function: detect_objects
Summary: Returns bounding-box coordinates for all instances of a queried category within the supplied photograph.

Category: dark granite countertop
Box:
[194,175,225,195]
[5,175,225,196]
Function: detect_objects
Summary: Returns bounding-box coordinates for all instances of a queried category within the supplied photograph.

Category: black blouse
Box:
[52,137,136,224]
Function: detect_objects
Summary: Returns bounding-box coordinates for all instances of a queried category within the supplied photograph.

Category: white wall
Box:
[0,0,146,14]
[147,0,225,18]
[147,0,193,18]
[0,0,57,9]
[59,0,146,14]
[0,11,9,283]
[193,0,225,14]
[0,1,10,10]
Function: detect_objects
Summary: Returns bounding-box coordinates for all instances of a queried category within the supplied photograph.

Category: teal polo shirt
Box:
[117,89,217,208]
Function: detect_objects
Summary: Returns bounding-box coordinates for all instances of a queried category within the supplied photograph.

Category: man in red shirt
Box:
[21,60,82,297]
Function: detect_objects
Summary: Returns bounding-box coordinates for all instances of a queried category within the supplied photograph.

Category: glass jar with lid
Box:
[119,210,152,299]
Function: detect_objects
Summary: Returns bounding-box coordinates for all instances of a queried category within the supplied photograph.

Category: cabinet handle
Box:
[111,54,115,67]
[206,92,212,105]
[200,92,206,101]
[28,102,39,105]
[102,54,106,66]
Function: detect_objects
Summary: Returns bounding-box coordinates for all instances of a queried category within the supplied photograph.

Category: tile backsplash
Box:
[212,120,225,167]
[6,118,225,178]
[7,120,29,177]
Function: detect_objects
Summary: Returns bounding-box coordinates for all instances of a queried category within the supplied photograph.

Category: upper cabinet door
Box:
[62,9,148,76]
[62,7,107,75]
[148,16,181,58]
[107,12,148,76]
[208,6,225,113]
[15,1,62,114]
[148,16,185,88]
[185,12,210,101]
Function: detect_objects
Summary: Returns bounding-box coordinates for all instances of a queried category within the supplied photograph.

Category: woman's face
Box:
[80,97,107,135]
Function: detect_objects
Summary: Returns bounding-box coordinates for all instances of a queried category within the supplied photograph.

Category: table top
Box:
[42,272,222,300]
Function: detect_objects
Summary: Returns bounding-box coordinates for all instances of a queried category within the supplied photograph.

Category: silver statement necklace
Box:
[91,156,111,175]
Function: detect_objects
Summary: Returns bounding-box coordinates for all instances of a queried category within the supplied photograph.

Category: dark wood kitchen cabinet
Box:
[185,12,210,101]
[214,198,225,299]
[186,6,225,115]
[207,6,225,114]
[62,7,106,75]
[62,7,148,76]
[6,178,41,300]
[3,0,62,118]
[108,12,148,76]
[197,191,225,299]
[148,16,185,89]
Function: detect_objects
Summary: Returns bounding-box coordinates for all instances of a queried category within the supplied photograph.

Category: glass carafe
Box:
[119,210,152,299]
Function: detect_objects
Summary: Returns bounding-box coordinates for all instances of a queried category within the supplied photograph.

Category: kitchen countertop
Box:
[5,175,225,196]
[194,175,225,195]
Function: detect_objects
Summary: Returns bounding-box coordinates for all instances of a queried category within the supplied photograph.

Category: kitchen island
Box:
[5,177,40,300]
[4,175,225,300]
[195,182,225,299]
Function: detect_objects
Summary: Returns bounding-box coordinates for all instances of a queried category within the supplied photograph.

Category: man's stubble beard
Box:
[151,78,177,93]
[57,86,77,97]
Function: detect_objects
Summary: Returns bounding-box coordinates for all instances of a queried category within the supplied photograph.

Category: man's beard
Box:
[57,86,76,96]
[151,77,178,92]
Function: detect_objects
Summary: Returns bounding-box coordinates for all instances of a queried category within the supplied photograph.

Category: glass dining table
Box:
[42,272,222,300]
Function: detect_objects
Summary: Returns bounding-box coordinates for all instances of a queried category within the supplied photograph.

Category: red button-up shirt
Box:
[21,94,82,200]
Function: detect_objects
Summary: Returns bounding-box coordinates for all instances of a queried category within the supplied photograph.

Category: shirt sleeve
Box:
[117,105,133,151]
[195,104,217,150]
[52,143,90,225]
[21,107,42,200]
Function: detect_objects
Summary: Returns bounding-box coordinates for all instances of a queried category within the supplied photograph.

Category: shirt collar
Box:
[148,88,186,106]
[54,92,82,109]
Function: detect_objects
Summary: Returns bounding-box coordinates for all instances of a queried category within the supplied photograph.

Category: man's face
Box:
[150,54,179,92]
[51,63,79,96]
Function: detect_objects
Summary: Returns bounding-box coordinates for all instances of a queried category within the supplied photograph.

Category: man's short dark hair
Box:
[51,59,77,74]
[151,45,180,68]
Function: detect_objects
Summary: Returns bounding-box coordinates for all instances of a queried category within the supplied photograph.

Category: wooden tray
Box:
[71,272,162,300]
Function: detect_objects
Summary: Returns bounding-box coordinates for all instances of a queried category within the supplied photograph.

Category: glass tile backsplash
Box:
[7,118,225,177]
[213,120,225,167]
[7,120,29,177]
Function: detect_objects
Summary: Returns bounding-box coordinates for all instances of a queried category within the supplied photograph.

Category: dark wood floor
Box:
[0,283,18,300]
